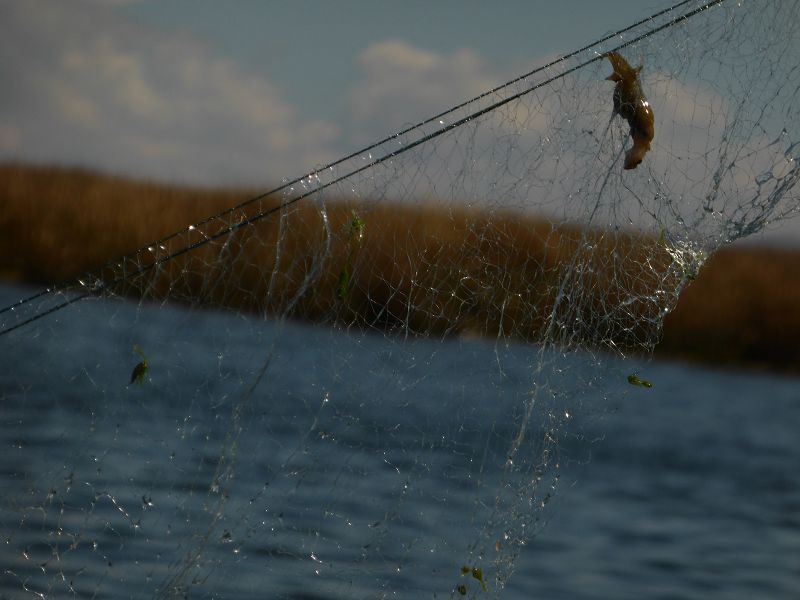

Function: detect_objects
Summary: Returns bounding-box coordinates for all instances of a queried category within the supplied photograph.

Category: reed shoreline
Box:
[2,163,798,374]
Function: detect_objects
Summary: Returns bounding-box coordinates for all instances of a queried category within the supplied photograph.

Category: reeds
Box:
[660,247,800,372]
[2,163,797,372]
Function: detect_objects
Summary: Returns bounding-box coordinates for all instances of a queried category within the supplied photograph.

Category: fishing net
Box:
[1,1,798,597]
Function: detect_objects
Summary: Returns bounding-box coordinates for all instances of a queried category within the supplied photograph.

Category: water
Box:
[1,282,798,599]
[515,365,800,599]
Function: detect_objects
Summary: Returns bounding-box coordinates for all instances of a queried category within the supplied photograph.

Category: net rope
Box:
[1,1,799,598]
[0,0,726,337]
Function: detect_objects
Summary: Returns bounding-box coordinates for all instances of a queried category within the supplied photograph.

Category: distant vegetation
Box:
[2,163,798,373]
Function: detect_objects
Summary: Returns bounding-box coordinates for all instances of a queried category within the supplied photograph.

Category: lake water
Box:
[1,282,798,599]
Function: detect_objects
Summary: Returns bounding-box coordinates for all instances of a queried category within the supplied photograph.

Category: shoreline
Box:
[2,163,798,375]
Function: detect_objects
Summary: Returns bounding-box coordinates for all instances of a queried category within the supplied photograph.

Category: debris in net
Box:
[627,373,653,388]
[129,344,148,385]
[337,210,366,300]
[459,565,488,593]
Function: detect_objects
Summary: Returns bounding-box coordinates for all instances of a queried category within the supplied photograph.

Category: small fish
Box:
[129,345,148,385]
[605,52,655,170]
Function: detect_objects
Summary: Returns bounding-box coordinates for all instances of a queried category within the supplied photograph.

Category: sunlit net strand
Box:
[0,0,725,338]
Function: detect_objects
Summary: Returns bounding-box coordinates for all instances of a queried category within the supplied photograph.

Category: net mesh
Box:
[1,1,799,598]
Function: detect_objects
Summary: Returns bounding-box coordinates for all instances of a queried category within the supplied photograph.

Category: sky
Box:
[1,0,797,244]
[1,0,672,187]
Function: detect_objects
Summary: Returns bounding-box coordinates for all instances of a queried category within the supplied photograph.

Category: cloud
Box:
[0,1,339,185]
[0,6,511,190]
[349,40,499,137]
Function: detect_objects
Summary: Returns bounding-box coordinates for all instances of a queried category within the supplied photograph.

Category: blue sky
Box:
[119,1,668,126]
[2,1,797,245]
[1,0,672,187]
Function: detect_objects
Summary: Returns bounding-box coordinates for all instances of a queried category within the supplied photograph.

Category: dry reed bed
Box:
[2,163,798,372]
[660,248,800,372]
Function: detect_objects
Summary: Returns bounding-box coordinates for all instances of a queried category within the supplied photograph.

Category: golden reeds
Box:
[2,163,797,373]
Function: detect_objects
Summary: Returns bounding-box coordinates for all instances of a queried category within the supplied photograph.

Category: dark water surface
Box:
[1,283,798,599]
